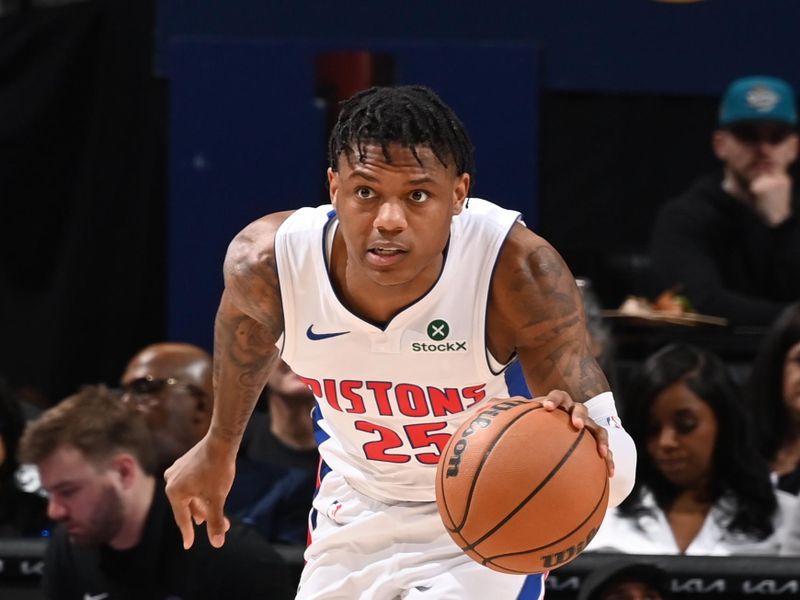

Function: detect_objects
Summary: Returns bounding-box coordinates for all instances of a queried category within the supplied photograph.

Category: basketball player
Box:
[164,85,637,599]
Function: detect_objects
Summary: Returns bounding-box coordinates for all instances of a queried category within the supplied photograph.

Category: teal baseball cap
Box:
[719,76,797,128]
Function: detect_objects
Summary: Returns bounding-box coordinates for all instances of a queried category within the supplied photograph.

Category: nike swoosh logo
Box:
[306,325,350,341]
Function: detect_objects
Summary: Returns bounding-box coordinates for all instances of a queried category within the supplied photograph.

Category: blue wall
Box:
[158,0,800,94]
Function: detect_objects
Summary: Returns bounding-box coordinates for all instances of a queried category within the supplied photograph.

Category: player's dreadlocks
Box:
[328,85,475,178]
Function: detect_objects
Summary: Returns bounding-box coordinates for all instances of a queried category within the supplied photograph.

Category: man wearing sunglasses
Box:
[121,343,213,474]
[651,75,800,326]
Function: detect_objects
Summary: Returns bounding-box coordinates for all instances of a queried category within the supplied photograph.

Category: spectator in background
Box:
[588,344,796,555]
[227,358,317,545]
[0,376,50,537]
[239,358,317,470]
[746,303,800,494]
[120,342,213,473]
[577,559,671,600]
[121,343,316,546]
[19,385,292,600]
[780,500,800,556]
[650,76,800,326]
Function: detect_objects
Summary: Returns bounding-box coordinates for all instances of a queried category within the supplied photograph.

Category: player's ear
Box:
[110,454,138,489]
[328,168,339,207]
[452,173,470,215]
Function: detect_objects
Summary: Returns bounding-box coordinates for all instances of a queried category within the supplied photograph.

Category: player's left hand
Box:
[535,389,615,478]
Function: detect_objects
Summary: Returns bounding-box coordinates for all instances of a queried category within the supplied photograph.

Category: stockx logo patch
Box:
[412,319,468,353]
[427,319,449,340]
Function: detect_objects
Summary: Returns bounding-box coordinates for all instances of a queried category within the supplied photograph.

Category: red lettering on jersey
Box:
[403,422,451,464]
[428,387,465,416]
[462,384,486,408]
[395,383,429,417]
[340,380,366,414]
[356,420,409,463]
[299,378,487,417]
[365,381,394,416]
[357,420,449,464]
[323,378,342,412]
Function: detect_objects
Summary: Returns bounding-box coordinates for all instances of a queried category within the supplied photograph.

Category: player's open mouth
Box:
[370,248,405,255]
[367,245,407,266]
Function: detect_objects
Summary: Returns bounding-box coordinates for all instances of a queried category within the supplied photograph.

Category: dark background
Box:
[2,0,798,403]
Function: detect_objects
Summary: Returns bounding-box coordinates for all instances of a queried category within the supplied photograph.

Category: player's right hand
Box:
[164,435,236,549]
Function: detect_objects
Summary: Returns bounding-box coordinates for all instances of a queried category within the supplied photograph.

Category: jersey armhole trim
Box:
[483,219,521,376]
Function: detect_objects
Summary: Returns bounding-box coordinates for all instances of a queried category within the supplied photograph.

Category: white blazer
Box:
[586,487,797,556]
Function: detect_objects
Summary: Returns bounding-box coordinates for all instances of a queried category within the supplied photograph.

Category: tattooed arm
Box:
[165,211,293,549]
[489,224,636,504]
[489,223,609,401]
[211,212,292,445]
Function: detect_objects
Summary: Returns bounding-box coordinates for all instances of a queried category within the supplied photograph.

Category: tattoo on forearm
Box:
[212,223,285,443]
[212,311,278,441]
[506,238,609,401]
[543,340,608,400]
[578,354,608,399]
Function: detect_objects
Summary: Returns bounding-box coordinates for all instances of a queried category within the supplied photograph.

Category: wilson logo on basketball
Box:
[445,399,528,477]
[540,527,598,569]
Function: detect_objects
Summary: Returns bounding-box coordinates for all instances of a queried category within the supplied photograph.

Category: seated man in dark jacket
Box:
[19,385,293,600]
[650,75,800,326]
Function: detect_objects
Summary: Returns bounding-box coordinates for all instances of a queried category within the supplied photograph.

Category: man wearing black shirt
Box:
[19,385,293,600]
[651,75,800,326]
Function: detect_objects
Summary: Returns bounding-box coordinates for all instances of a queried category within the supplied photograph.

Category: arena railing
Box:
[0,539,797,598]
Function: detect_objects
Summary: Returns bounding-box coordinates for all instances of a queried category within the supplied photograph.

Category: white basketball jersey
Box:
[275,198,522,502]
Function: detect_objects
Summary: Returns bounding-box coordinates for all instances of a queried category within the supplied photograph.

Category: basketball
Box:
[435,398,609,574]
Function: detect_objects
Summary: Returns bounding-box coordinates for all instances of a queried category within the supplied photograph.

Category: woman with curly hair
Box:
[747,303,800,494]
[588,343,796,555]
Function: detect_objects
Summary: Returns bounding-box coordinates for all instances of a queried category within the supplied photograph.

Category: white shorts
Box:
[297,470,544,600]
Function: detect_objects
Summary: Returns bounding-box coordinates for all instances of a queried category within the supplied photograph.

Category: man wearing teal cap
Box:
[650,75,800,326]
